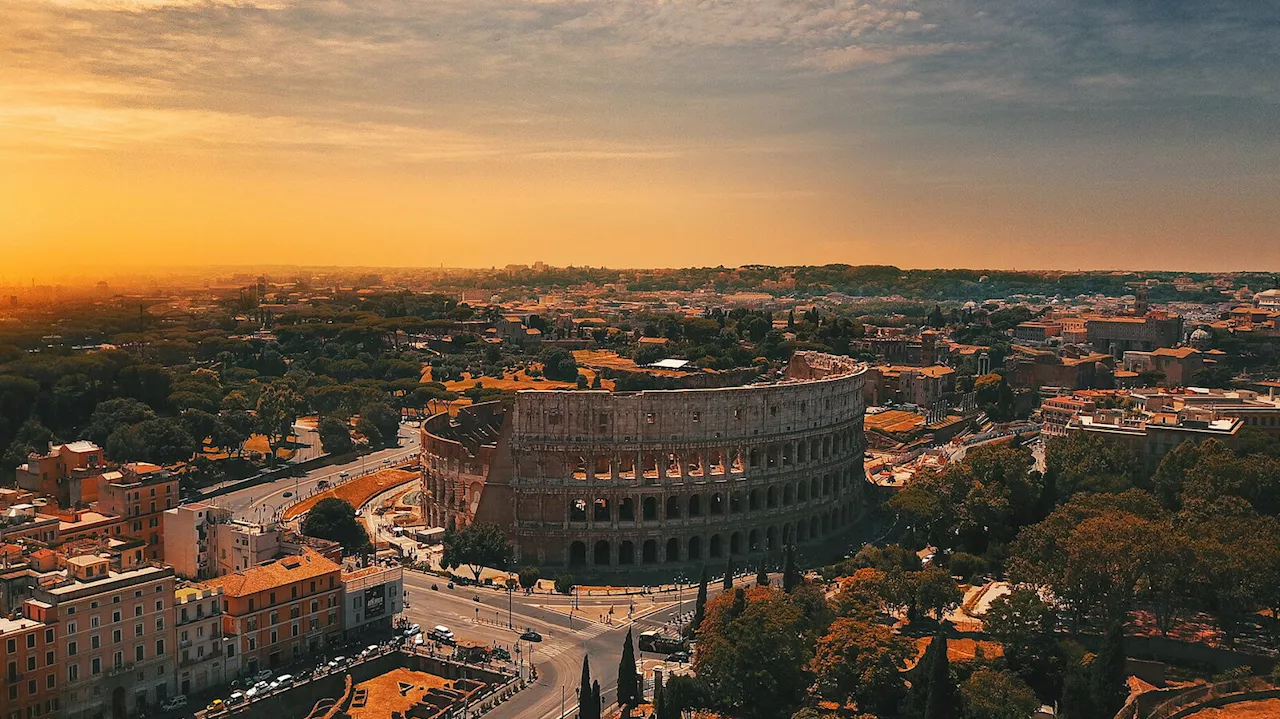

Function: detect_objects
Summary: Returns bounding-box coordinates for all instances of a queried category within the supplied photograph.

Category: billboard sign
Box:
[364,584,386,618]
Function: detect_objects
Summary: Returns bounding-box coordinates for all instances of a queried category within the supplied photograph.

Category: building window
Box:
[91,635,100,650]
[45,651,53,667]
[135,624,143,637]
[68,642,76,656]
[43,629,53,643]
[26,635,34,648]
[91,658,101,675]
[112,611,121,623]
[155,640,164,656]
[67,622,76,635]
[69,665,79,682]
[135,646,144,662]
[135,606,142,617]
[112,630,121,643]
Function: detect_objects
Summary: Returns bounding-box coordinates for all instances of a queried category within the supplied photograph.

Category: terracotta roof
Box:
[207,549,340,598]
[1152,347,1200,358]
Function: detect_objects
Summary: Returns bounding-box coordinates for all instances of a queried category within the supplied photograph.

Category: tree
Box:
[86,397,156,446]
[215,409,254,457]
[1091,623,1128,717]
[960,669,1038,719]
[982,588,1064,701]
[578,655,597,719]
[518,566,541,590]
[540,347,579,382]
[359,402,400,448]
[723,556,734,590]
[317,416,354,455]
[554,574,575,595]
[255,381,302,466]
[922,632,955,719]
[783,544,801,593]
[913,567,962,621]
[695,587,812,719]
[441,522,513,582]
[618,629,642,707]
[756,556,770,587]
[928,304,946,329]
[690,565,709,636]
[106,418,197,466]
[810,616,912,716]
[301,497,371,554]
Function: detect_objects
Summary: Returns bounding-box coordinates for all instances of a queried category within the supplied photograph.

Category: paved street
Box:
[401,569,724,719]
[202,424,421,521]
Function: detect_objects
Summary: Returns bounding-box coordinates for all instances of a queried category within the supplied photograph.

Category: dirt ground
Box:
[1182,698,1280,718]
[347,667,451,719]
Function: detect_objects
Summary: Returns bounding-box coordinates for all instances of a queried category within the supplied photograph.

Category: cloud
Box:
[796,42,968,73]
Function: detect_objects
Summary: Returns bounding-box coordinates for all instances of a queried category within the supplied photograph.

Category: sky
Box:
[2,0,1278,278]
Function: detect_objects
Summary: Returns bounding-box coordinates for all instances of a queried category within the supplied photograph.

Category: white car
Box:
[245,686,262,699]
[405,623,422,637]
[327,656,346,669]
[276,674,294,687]
[413,634,425,646]
[160,695,187,711]
[253,669,273,683]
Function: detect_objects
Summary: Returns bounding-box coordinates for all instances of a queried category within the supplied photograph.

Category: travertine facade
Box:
[421,352,869,572]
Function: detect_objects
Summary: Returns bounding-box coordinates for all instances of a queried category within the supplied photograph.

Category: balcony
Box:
[179,648,222,668]
[106,662,134,678]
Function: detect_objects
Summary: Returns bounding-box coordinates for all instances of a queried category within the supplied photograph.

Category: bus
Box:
[637,630,687,655]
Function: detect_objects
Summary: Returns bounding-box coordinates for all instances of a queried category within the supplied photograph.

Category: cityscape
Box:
[0,267,1278,719]
[4,1,1280,718]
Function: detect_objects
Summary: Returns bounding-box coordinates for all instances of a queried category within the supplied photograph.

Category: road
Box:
[206,424,421,521]
[401,571,723,719]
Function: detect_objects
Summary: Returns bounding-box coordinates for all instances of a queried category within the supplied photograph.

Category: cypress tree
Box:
[782,544,801,593]
[617,628,641,707]
[730,587,746,618]
[723,556,734,591]
[579,655,594,719]
[691,565,709,635]
[653,671,665,718]
[592,680,602,719]
[755,555,769,587]
[1091,623,1128,717]
[923,632,955,719]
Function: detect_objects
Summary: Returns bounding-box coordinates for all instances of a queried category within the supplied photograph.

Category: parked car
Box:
[226,691,245,706]
[327,656,346,669]
[253,669,273,683]
[428,625,454,644]
[413,634,425,646]
[520,630,542,642]
[404,623,422,637]
[276,674,295,687]
[205,699,225,713]
[283,491,293,498]
[668,650,690,663]
[160,695,187,711]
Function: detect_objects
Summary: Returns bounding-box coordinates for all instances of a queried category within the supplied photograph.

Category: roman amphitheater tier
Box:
[420,351,870,574]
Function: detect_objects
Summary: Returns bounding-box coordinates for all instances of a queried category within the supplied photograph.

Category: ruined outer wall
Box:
[496,352,869,571]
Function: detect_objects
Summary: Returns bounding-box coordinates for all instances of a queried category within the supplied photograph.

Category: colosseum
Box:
[419,351,869,574]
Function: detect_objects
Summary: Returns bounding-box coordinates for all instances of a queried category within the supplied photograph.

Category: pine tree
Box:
[617,628,641,707]
[923,632,955,719]
[579,655,595,719]
[1091,623,1128,717]
[691,565,709,635]
[782,544,801,593]
[756,555,769,587]
[592,680,601,719]
[723,556,734,591]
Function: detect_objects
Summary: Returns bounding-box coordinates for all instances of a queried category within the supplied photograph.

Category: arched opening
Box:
[749,489,761,511]
[642,453,660,479]
[798,442,807,463]
[666,453,681,477]
[709,534,723,558]
[766,486,778,508]
[687,452,703,477]
[748,529,760,552]
[619,541,635,565]
[113,687,127,719]
[688,536,702,561]
[810,516,819,538]
[766,444,779,468]
[710,450,726,475]
[688,495,702,517]
[810,478,820,499]
[798,482,809,502]
[642,540,658,564]
[572,456,588,480]
[594,540,611,566]
[569,541,587,566]
[569,499,587,522]
[749,448,760,468]
[618,454,637,480]
[766,526,778,552]
[709,493,724,515]
[593,498,611,523]
[594,455,611,479]
[620,497,636,522]
[820,514,830,534]
[730,532,743,555]
[666,496,681,520]
[783,523,792,545]
[730,492,743,514]
[731,449,745,473]
[783,483,794,505]
[797,521,808,542]
[643,497,658,521]
[782,443,792,466]
[665,538,680,563]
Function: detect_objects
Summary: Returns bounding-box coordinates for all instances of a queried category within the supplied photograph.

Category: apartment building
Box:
[0,613,58,719]
[210,549,342,676]
[97,464,178,562]
[30,557,177,719]
[340,565,403,638]
[14,441,104,508]
[163,504,281,580]
[174,585,235,696]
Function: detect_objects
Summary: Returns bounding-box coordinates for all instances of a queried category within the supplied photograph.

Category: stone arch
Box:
[810,516,819,537]
[710,450,726,475]
[797,521,808,542]
[748,528,760,552]
[665,538,680,563]
[620,497,636,522]
[642,539,658,564]
[569,541,587,567]
[749,448,760,468]
[810,477,820,499]
[798,481,809,502]
[797,441,807,463]
[594,540,611,566]
[569,499,587,522]
[688,536,702,561]
[709,492,724,515]
[617,454,637,480]
[749,489,761,511]
[666,495,682,520]
[783,483,795,505]
[642,453,660,479]
[593,498,611,523]
[643,497,658,521]
[572,455,588,480]
[687,452,703,477]
[730,531,743,555]
[688,494,702,518]
[766,444,779,468]
[782,523,792,545]
[766,486,778,509]
[820,514,830,534]
[709,534,723,558]
[766,526,778,552]
[594,454,611,479]
[730,449,745,474]
[730,492,743,514]
[619,541,635,565]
